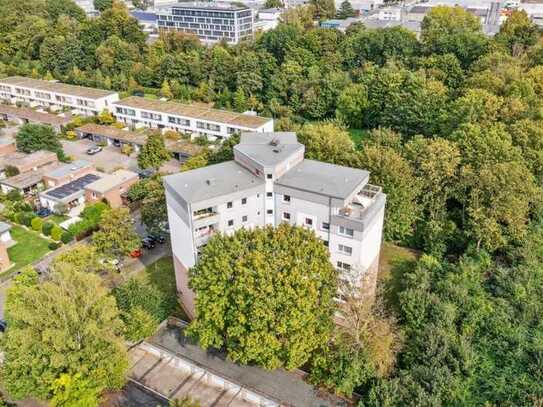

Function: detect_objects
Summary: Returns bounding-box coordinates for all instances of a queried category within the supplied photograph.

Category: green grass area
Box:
[378,242,419,313]
[136,256,187,320]
[47,214,69,225]
[144,93,158,100]
[7,225,52,272]
[349,128,368,148]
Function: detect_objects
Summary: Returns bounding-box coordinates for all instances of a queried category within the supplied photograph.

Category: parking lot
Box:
[62,139,180,174]
[62,139,138,173]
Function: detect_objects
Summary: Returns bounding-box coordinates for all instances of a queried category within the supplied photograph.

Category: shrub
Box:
[123,306,158,342]
[4,165,19,177]
[51,226,63,241]
[6,190,23,202]
[121,144,133,156]
[42,221,54,236]
[48,241,61,250]
[60,231,73,244]
[65,130,77,140]
[31,217,43,232]
[19,212,35,227]
[113,278,169,322]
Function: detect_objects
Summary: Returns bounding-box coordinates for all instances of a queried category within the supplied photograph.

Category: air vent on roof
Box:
[206,178,215,185]
[269,138,280,147]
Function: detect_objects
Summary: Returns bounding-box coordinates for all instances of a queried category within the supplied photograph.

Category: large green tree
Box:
[1,267,128,402]
[92,207,140,261]
[137,133,171,169]
[15,123,65,160]
[187,224,337,370]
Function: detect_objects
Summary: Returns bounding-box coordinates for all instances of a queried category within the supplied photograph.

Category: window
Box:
[338,244,353,256]
[322,222,330,230]
[283,212,291,220]
[323,240,329,247]
[305,218,313,226]
[337,261,351,271]
[266,173,272,179]
[339,226,354,237]
[227,201,233,209]
[267,209,273,215]
[266,192,273,197]
[242,215,248,222]
[228,219,234,227]
[241,197,247,205]
[283,195,291,203]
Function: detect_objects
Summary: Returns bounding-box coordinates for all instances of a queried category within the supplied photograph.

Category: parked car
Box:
[141,237,156,249]
[36,207,52,218]
[0,320,7,332]
[86,145,103,155]
[147,234,165,244]
[129,248,142,258]
[113,139,121,147]
[138,168,156,179]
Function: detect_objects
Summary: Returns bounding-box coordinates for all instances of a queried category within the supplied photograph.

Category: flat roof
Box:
[164,161,264,204]
[3,150,58,169]
[164,139,205,156]
[85,169,138,193]
[0,162,60,189]
[150,324,342,406]
[0,76,117,100]
[276,159,369,200]
[44,160,93,179]
[76,123,148,145]
[0,104,72,126]
[235,132,304,168]
[156,1,249,11]
[42,173,101,201]
[115,96,272,129]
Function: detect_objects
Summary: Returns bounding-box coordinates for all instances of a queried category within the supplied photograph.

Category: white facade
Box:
[378,7,402,21]
[156,2,254,44]
[113,97,274,141]
[164,133,386,318]
[0,77,119,117]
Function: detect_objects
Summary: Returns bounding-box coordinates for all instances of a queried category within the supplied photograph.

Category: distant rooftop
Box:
[77,123,148,145]
[164,161,264,204]
[156,1,250,11]
[2,150,58,170]
[0,76,117,100]
[235,132,304,168]
[276,159,369,200]
[115,96,272,129]
[0,162,60,189]
[0,104,72,126]
[44,160,93,179]
[85,169,138,194]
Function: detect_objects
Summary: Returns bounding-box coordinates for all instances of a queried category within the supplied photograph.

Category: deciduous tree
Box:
[137,133,171,169]
[188,224,337,370]
[15,123,65,160]
[92,207,140,261]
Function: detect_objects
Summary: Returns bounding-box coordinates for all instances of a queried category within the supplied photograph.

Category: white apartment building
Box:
[155,2,254,44]
[164,132,386,318]
[113,96,274,141]
[0,77,119,116]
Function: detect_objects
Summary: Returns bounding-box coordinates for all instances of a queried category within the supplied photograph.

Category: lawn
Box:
[378,242,419,313]
[348,128,368,148]
[47,214,69,225]
[135,256,187,320]
[7,225,52,273]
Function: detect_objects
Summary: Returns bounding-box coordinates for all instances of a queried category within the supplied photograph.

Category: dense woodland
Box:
[1,0,543,405]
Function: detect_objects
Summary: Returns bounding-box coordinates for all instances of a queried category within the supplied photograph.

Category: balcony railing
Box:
[337,184,382,221]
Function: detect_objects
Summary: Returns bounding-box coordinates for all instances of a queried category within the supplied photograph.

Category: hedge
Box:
[31,217,43,232]
[51,226,63,241]
[48,242,61,250]
[60,231,73,244]
[42,222,54,236]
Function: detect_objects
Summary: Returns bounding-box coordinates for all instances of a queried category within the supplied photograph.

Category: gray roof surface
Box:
[235,132,304,168]
[42,173,101,201]
[150,324,344,407]
[163,161,264,204]
[0,221,11,234]
[45,160,92,179]
[276,159,369,199]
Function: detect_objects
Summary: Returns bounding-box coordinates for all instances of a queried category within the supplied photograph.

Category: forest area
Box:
[1,0,543,405]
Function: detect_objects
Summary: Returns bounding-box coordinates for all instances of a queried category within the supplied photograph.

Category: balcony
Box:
[332,184,385,230]
[194,225,216,246]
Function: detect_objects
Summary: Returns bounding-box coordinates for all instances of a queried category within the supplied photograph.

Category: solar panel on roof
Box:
[45,174,101,199]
